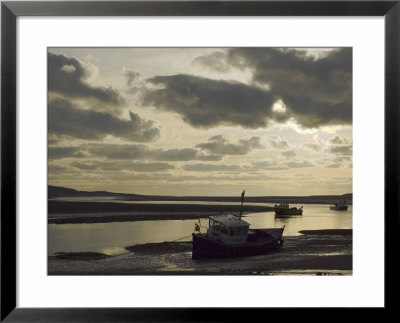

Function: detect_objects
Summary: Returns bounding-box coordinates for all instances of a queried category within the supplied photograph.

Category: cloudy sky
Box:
[48,47,352,196]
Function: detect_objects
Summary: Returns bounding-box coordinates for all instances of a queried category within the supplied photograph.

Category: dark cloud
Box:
[48,52,124,106]
[86,144,222,161]
[185,48,352,129]
[48,137,59,145]
[71,160,174,172]
[48,146,86,159]
[48,164,68,173]
[228,48,352,128]
[196,135,264,155]
[192,51,231,73]
[48,98,160,142]
[183,163,242,172]
[50,143,222,162]
[141,74,277,129]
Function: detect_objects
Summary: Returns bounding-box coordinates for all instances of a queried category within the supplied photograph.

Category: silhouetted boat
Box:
[330,201,348,211]
[274,203,303,216]
[192,191,284,259]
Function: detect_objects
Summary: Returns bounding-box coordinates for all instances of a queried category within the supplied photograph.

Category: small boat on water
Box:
[330,201,348,211]
[274,203,303,216]
[192,190,284,259]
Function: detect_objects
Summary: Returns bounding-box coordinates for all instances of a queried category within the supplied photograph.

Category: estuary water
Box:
[48,202,352,255]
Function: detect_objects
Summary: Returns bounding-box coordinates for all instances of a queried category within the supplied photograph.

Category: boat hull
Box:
[192,228,284,259]
[330,205,348,210]
[274,208,302,216]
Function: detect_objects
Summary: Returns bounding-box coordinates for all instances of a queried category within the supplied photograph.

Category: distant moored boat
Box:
[274,203,303,216]
[330,201,348,211]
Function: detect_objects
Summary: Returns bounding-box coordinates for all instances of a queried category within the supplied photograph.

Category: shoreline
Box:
[48,229,352,276]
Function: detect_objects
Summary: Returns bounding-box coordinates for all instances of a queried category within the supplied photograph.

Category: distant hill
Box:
[48,185,140,199]
[48,186,352,204]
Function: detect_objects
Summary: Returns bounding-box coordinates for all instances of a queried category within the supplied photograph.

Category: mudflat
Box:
[48,229,352,276]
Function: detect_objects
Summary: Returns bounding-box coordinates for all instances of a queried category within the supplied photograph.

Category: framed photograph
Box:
[2,0,398,320]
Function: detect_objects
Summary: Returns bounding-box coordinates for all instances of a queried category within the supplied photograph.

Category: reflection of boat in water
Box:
[330,201,348,211]
[274,203,303,216]
[192,191,284,259]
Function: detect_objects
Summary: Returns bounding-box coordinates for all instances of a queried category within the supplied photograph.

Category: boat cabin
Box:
[207,214,250,245]
[275,203,289,209]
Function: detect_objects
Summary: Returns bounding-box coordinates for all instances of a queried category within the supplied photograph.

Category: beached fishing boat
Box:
[330,201,348,211]
[274,203,303,216]
[192,191,284,259]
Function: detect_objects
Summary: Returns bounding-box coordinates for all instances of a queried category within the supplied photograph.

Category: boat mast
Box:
[239,190,245,219]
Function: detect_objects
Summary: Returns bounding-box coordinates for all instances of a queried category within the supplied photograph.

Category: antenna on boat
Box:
[239,190,245,219]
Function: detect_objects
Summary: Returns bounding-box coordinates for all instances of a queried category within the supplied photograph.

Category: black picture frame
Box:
[1,1,398,321]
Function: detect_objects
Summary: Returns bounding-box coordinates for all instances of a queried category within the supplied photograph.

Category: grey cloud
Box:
[325,163,341,168]
[323,155,352,168]
[71,160,174,172]
[303,142,321,151]
[192,51,231,73]
[48,52,124,106]
[129,162,174,172]
[335,156,351,162]
[196,135,264,155]
[83,143,151,160]
[281,149,297,159]
[251,160,288,171]
[53,143,222,162]
[49,98,160,142]
[150,148,199,161]
[196,154,223,161]
[329,135,349,145]
[123,67,140,87]
[269,138,289,149]
[285,160,314,168]
[141,74,277,129]
[102,172,274,183]
[183,163,242,172]
[327,145,352,156]
[294,172,315,178]
[332,177,352,182]
[70,161,98,171]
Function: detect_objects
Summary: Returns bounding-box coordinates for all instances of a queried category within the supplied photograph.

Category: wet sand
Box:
[48,229,352,276]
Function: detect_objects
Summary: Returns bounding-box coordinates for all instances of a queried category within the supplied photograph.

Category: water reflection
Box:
[99,247,129,256]
[48,204,352,255]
